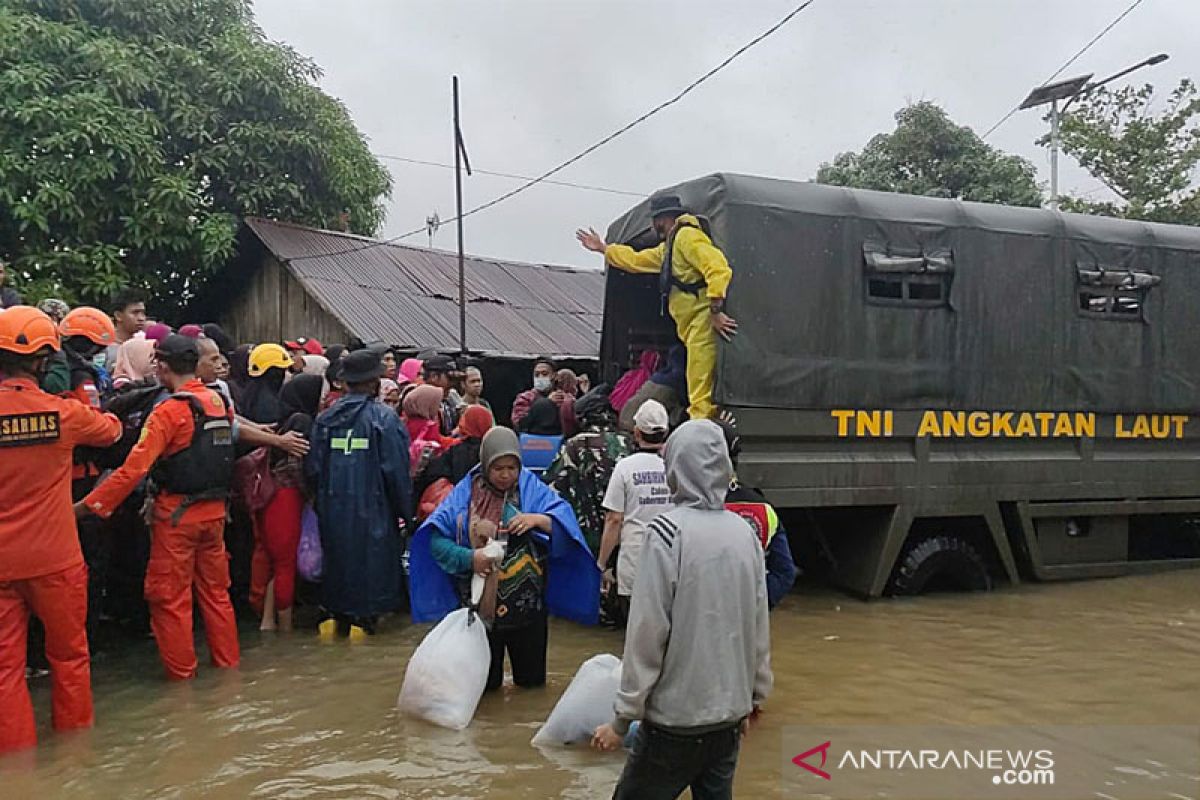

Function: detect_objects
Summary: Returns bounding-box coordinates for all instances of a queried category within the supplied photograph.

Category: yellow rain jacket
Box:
[604,215,733,420]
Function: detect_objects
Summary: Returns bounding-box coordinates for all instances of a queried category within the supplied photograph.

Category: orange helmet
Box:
[0,305,61,355]
[60,306,116,346]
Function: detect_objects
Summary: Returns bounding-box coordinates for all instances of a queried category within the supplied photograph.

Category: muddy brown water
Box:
[3,571,1198,799]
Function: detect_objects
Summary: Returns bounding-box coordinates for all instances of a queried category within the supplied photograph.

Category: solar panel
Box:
[1018,74,1093,109]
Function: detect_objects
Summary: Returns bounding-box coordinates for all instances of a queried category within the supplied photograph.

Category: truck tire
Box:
[887,534,992,596]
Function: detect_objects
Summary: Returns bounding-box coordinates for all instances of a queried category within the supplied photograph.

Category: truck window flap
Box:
[863,241,955,274]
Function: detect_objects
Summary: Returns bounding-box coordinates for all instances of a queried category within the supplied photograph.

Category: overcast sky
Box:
[251,0,1198,268]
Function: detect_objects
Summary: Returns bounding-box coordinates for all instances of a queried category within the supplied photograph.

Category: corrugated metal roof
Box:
[244,218,605,359]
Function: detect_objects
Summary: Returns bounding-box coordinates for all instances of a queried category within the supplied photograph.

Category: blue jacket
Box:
[765,525,798,609]
[305,393,412,617]
[408,467,600,625]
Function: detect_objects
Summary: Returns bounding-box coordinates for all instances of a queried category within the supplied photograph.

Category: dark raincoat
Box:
[306,392,413,617]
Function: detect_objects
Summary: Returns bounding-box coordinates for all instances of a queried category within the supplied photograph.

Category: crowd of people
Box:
[2,190,787,796]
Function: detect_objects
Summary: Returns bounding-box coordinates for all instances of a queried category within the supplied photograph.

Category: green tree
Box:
[816,101,1043,207]
[1055,79,1200,226]
[0,0,390,310]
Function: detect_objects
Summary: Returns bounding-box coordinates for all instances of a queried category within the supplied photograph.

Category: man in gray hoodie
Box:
[592,419,772,799]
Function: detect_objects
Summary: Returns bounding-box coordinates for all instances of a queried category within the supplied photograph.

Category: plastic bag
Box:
[417,478,454,522]
[397,607,491,730]
[470,539,506,606]
[531,653,623,746]
[296,504,323,582]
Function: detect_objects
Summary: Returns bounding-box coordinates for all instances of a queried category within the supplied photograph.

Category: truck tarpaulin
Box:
[604,173,1200,413]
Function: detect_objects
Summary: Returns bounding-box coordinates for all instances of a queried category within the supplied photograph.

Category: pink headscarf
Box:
[609,349,661,411]
[378,377,400,401]
[399,358,423,383]
[112,337,156,387]
[402,384,443,420]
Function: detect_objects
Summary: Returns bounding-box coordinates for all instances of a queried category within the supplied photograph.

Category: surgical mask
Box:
[533,376,552,393]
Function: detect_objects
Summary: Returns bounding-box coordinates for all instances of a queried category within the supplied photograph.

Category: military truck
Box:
[600,173,1200,597]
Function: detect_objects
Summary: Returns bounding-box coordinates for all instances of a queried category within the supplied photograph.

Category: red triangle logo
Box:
[792,740,832,780]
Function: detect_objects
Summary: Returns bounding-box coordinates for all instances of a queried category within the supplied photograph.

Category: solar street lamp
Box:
[1019,53,1168,209]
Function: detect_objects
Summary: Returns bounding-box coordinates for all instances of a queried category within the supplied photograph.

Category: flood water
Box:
[4,571,1199,799]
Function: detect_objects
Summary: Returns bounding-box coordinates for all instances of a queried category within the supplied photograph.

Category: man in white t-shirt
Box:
[598,399,671,624]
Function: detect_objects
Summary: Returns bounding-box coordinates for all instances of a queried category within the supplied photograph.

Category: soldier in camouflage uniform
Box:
[544,387,632,557]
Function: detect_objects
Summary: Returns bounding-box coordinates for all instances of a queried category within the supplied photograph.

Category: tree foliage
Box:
[0,0,391,310]
[1056,79,1200,226]
[816,101,1043,207]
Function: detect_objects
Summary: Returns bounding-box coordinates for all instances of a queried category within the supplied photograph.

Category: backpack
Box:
[95,381,167,470]
[232,446,278,513]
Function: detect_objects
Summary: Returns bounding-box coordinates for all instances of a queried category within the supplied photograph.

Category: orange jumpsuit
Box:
[83,379,240,681]
[0,377,121,752]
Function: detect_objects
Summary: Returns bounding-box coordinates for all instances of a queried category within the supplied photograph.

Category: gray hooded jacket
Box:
[613,419,772,734]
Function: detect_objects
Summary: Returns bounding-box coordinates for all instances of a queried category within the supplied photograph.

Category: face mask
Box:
[533,376,552,393]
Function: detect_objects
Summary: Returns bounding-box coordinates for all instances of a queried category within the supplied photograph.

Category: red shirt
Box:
[0,377,121,581]
[84,380,230,525]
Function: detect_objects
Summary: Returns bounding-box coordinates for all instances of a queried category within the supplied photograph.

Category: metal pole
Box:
[454,76,466,354]
[1049,98,1059,210]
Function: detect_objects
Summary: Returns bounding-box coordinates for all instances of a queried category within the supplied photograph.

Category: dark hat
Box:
[155,333,199,359]
[423,354,458,374]
[365,341,391,356]
[201,323,236,354]
[340,349,384,384]
[649,193,687,219]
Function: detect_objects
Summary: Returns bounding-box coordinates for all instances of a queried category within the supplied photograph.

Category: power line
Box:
[981,0,1148,140]
[374,153,646,198]
[290,0,821,262]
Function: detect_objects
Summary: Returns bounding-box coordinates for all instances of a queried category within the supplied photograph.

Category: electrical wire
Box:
[981,0,1148,140]
[373,154,646,198]
[289,0,821,261]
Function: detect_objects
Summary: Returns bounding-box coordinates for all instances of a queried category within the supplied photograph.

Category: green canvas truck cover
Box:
[605,173,1200,413]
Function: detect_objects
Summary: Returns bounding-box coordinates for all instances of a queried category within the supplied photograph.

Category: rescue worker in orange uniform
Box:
[0,307,122,752]
[76,334,240,681]
[42,306,115,406]
[43,307,118,648]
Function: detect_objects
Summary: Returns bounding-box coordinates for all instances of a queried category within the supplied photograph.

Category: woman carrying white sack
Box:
[408,427,600,691]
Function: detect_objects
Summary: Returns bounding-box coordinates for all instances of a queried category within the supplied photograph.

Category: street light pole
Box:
[453,76,472,356]
[1049,99,1060,209]
[1018,53,1168,210]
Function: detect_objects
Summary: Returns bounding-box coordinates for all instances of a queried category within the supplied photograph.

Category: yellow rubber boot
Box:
[348,624,367,644]
[318,618,337,642]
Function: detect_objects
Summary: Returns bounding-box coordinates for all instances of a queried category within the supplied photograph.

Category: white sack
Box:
[531,654,623,746]
[398,607,490,730]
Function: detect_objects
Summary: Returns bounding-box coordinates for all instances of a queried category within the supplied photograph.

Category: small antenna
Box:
[425,210,440,248]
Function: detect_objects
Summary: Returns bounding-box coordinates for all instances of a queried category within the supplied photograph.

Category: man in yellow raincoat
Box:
[577,194,737,420]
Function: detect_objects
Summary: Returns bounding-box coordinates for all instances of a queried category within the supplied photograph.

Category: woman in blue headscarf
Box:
[408,427,599,691]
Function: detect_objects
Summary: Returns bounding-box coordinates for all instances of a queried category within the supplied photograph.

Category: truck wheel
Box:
[887,534,992,596]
